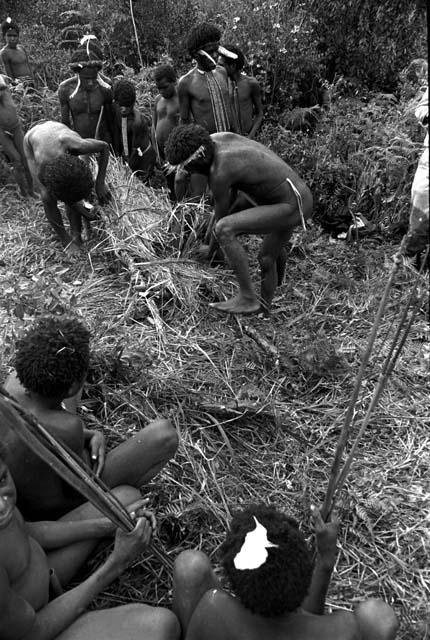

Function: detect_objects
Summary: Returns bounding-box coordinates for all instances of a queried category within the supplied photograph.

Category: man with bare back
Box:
[23,120,111,255]
[165,124,312,314]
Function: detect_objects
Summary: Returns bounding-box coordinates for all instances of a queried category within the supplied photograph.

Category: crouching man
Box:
[23,120,111,255]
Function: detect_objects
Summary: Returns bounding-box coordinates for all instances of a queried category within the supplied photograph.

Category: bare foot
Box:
[210,295,261,314]
[65,242,82,256]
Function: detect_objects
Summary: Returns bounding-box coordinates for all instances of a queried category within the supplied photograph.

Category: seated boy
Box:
[165,124,313,314]
[58,39,114,144]
[2,315,178,522]
[0,17,33,84]
[218,44,263,139]
[172,503,398,640]
[0,73,35,197]
[23,120,111,255]
[152,64,179,200]
[0,440,179,640]
[112,77,156,182]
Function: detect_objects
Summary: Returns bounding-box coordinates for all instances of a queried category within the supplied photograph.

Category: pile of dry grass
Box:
[0,160,428,639]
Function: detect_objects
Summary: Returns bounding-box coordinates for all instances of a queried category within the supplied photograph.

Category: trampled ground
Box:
[0,163,429,639]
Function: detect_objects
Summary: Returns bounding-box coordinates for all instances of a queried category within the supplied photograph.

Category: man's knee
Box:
[112,604,180,639]
[214,218,235,243]
[111,485,141,506]
[174,550,213,589]
[143,419,179,458]
[354,598,398,640]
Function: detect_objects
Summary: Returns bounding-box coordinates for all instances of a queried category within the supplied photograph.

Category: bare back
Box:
[210,132,310,206]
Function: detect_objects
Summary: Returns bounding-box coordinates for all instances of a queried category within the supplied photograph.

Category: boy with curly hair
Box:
[112,77,156,181]
[217,44,263,139]
[165,124,312,314]
[58,38,115,144]
[152,64,179,199]
[23,120,111,255]
[0,17,33,83]
[2,315,178,521]
[172,504,398,639]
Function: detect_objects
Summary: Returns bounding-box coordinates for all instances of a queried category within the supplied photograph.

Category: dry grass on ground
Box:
[0,161,429,639]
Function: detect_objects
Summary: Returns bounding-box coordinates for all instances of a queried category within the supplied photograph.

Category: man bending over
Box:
[165,124,312,314]
[24,120,111,255]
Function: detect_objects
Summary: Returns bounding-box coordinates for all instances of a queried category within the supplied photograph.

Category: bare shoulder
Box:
[178,69,195,86]
[58,76,77,96]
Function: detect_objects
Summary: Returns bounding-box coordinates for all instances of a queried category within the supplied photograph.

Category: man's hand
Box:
[311,505,339,570]
[111,517,153,571]
[96,182,112,205]
[128,500,157,536]
[197,243,211,261]
[88,430,106,476]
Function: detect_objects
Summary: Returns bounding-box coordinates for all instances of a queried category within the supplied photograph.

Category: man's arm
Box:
[178,77,192,125]
[68,136,111,203]
[207,181,233,257]
[415,87,428,125]
[58,82,72,128]
[26,518,113,549]
[302,507,338,615]
[3,518,151,640]
[248,78,264,139]
[41,192,72,247]
[0,49,14,80]
[0,566,37,640]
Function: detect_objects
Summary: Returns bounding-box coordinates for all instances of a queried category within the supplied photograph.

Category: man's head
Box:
[70,39,103,81]
[218,44,245,77]
[0,440,16,529]
[186,22,221,72]
[220,504,313,617]
[154,64,176,99]
[1,17,19,44]
[113,78,136,116]
[39,154,93,205]
[15,316,91,399]
[165,124,214,174]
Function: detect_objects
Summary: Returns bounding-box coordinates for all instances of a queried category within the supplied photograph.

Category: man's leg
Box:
[0,128,29,196]
[12,124,36,196]
[212,202,295,314]
[172,550,221,632]
[354,599,398,640]
[65,204,83,246]
[101,419,178,489]
[258,230,293,312]
[56,603,180,640]
[46,485,140,587]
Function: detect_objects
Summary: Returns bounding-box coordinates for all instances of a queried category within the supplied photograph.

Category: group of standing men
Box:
[1,19,312,315]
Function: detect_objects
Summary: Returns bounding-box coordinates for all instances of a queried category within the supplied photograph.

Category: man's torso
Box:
[59,77,111,139]
[0,45,30,79]
[180,67,230,133]
[155,94,179,153]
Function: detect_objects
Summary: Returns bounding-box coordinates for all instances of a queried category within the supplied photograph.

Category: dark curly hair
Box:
[165,124,214,166]
[39,155,93,204]
[220,44,245,71]
[113,78,136,106]
[15,316,90,398]
[2,18,19,37]
[186,22,221,56]
[154,64,176,84]
[220,504,313,617]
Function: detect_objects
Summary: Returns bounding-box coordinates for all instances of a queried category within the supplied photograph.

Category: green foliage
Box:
[307,0,427,90]
[259,91,424,233]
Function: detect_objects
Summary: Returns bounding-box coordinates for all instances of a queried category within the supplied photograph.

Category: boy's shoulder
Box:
[58,76,78,93]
